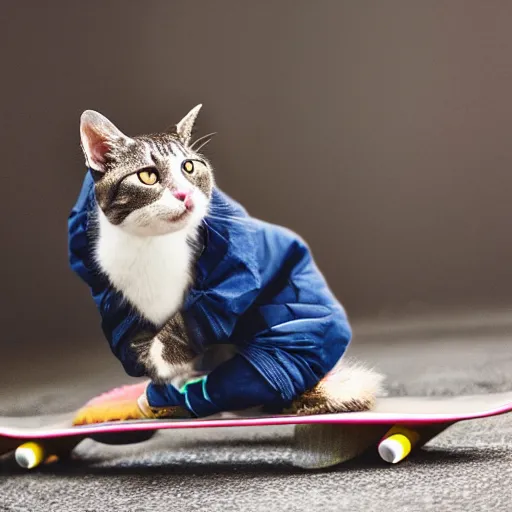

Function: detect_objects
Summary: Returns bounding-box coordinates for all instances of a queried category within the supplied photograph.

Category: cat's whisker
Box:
[195,138,214,152]
[190,132,216,151]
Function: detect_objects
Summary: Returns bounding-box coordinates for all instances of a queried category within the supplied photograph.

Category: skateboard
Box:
[0,391,510,470]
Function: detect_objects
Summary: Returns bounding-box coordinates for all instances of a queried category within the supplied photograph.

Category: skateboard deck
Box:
[1,391,511,470]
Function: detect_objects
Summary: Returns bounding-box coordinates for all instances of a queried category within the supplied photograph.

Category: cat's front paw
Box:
[155,358,203,388]
[146,337,199,386]
[169,365,206,390]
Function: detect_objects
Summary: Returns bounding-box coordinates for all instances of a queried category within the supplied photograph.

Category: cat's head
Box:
[80,105,214,237]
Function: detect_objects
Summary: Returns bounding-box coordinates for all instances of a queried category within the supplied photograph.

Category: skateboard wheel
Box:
[15,442,45,469]
[378,433,412,464]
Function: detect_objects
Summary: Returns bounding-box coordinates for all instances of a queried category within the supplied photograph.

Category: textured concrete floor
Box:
[1,311,511,512]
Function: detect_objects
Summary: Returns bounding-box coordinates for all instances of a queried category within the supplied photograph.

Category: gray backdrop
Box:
[1,1,511,357]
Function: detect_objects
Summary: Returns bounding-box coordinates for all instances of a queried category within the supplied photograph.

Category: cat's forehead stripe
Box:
[173,142,185,158]
[147,138,167,157]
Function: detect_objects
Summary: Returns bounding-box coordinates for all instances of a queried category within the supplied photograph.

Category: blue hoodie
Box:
[68,171,352,417]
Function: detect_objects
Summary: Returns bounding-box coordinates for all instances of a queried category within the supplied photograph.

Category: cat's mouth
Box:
[167,209,190,223]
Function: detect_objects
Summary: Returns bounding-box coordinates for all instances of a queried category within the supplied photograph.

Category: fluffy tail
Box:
[285,359,386,415]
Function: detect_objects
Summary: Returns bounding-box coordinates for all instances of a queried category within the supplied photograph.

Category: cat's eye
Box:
[182,160,195,174]
[137,169,159,185]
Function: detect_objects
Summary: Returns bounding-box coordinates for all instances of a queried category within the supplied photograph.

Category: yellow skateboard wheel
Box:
[378,426,420,464]
[15,442,46,469]
[378,433,412,463]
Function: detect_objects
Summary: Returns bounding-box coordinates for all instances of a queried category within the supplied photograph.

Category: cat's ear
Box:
[175,104,202,146]
[80,110,132,172]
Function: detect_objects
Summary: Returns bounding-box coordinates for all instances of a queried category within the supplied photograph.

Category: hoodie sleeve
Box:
[237,227,352,401]
[147,224,352,417]
[67,171,147,377]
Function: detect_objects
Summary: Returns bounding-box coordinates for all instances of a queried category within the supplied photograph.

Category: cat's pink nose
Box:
[172,189,194,209]
[173,190,188,201]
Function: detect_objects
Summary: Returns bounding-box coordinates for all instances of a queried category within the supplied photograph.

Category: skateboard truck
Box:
[14,437,83,469]
[378,423,454,464]
[12,430,158,469]
[14,441,66,469]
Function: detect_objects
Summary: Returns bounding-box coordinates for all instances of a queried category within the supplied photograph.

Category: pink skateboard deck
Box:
[1,391,511,470]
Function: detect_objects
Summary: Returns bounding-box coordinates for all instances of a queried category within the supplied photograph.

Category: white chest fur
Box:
[95,211,194,326]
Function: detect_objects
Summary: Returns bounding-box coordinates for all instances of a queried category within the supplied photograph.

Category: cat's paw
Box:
[170,367,206,391]
[144,337,196,383]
